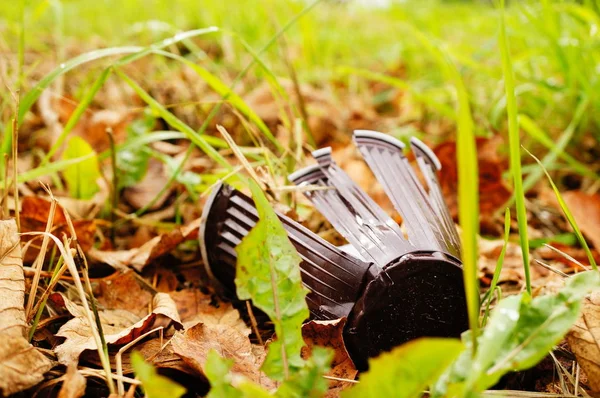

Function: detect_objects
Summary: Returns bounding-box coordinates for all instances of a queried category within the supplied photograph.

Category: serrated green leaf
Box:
[205,350,273,398]
[205,350,244,398]
[131,351,186,398]
[433,271,600,396]
[343,338,464,398]
[235,179,310,381]
[275,346,331,398]
[61,136,101,199]
[117,113,155,189]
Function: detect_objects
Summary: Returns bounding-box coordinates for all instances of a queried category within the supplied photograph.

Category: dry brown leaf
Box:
[171,323,276,390]
[19,196,96,263]
[434,137,512,229]
[58,364,86,398]
[0,220,27,338]
[302,318,357,397]
[53,292,182,365]
[563,191,600,250]
[0,220,53,396]
[0,336,54,396]
[566,291,600,391]
[88,217,201,271]
[123,159,171,211]
[478,236,527,285]
[97,271,153,317]
[170,289,250,334]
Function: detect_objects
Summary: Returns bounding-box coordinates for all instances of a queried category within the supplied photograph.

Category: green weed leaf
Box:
[434,271,600,396]
[131,351,186,398]
[276,346,331,398]
[343,338,464,398]
[61,136,101,199]
[235,179,310,381]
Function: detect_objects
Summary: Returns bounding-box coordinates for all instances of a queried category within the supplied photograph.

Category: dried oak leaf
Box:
[52,292,182,365]
[566,291,600,391]
[170,289,250,334]
[171,323,276,390]
[0,220,53,396]
[562,191,600,250]
[88,217,201,272]
[58,364,86,398]
[301,319,357,397]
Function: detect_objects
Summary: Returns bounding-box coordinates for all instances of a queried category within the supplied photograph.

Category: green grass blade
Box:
[115,69,230,169]
[150,49,281,151]
[41,68,111,164]
[0,153,95,185]
[518,114,598,179]
[499,0,531,295]
[521,97,590,194]
[18,46,143,125]
[403,22,480,353]
[525,148,597,271]
[482,208,511,327]
[113,27,219,67]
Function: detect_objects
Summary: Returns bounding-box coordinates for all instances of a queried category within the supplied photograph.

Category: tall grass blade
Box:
[518,114,598,179]
[499,0,531,295]
[403,22,480,353]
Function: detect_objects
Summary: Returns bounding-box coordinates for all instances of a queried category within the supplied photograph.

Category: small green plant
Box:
[61,136,101,199]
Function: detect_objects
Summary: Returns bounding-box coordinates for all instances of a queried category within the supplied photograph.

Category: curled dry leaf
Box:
[301,318,358,397]
[89,217,201,272]
[562,191,600,250]
[0,220,53,396]
[566,290,600,391]
[58,364,86,398]
[52,292,182,365]
[170,289,250,334]
[171,323,276,390]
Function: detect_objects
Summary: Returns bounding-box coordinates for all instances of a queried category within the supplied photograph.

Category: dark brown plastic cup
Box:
[199,183,468,370]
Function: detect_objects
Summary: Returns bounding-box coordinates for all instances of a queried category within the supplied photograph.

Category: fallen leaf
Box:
[123,158,171,211]
[302,319,358,397]
[0,220,53,396]
[170,289,250,334]
[0,220,27,338]
[435,137,512,227]
[58,364,86,398]
[0,336,54,396]
[562,191,600,250]
[566,290,600,391]
[53,292,182,365]
[171,323,276,390]
[19,196,96,263]
[97,271,153,317]
[88,217,201,271]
